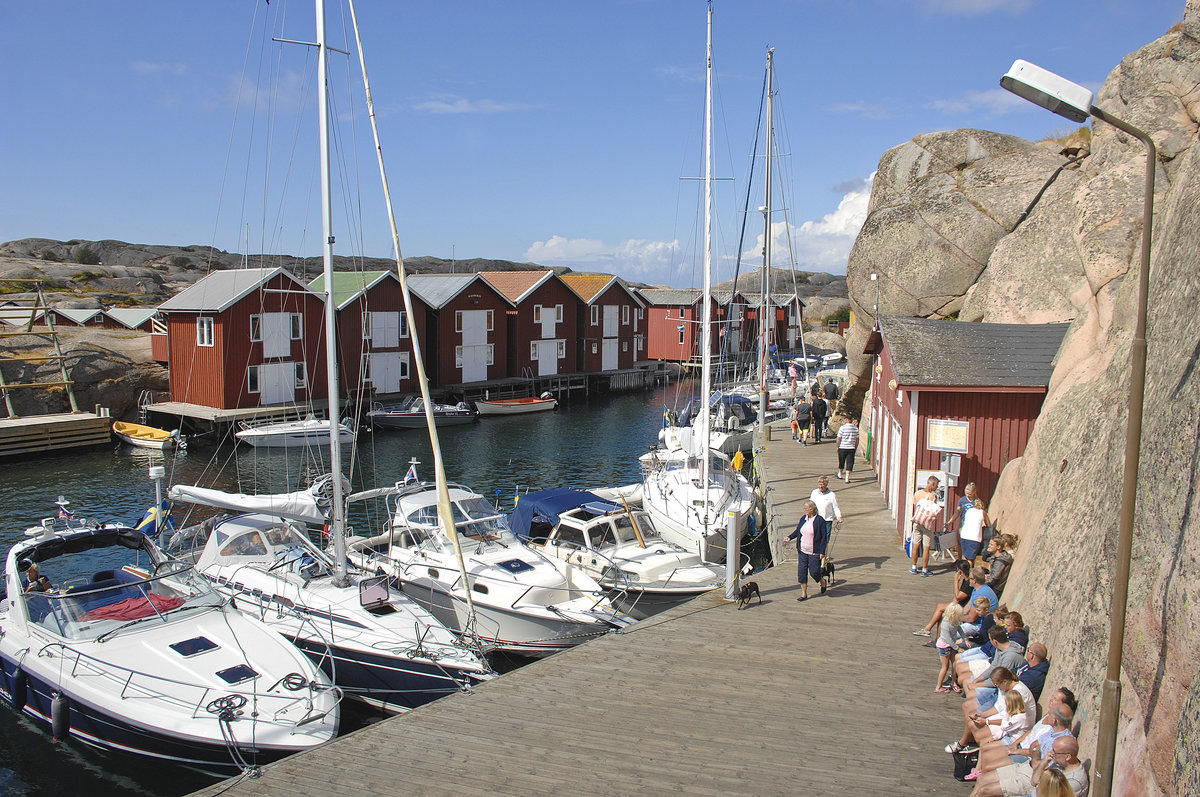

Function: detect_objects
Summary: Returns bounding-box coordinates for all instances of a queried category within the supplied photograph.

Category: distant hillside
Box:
[0,238,848,325]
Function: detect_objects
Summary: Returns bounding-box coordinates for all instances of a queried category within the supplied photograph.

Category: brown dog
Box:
[736,580,761,609]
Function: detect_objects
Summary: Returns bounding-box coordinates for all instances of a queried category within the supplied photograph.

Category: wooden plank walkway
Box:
[0,411,111,458]
[195,419,965,796]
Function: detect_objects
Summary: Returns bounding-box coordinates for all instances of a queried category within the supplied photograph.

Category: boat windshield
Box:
[613,513,660,544]
[403,495,517,547]
[23,561,224,641]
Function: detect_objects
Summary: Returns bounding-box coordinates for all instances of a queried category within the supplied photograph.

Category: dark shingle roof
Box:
[882,316,1069,388]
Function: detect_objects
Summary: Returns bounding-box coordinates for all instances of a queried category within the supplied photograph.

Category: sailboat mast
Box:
[698,3,714,502]
[315,0,349,586]
[758,48,775,433]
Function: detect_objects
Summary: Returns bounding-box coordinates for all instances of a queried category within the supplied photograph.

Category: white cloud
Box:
[525,235,678,282]
[925,87,1030,116]
[412,95,537,114]
[740,174,873,275]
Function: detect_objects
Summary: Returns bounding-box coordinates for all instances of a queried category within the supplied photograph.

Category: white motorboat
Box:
[164,481,493,712]
[367,397,478,429]
[235,415,356,448]
[0,511,339,776]
[344,475,632,658]
[510,489,727,619]
[642,11,756,564]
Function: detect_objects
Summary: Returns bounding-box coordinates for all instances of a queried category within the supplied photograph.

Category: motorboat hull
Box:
[397,577,618,658]
[370,411,478,429]
[235,420,356,448]
[0,657,306,777]
[474,397,556,416]
[606,585,713,620]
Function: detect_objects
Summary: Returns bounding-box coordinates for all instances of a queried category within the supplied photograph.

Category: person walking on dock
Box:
[835,416,859,481]
[784,500,830,600]
[811,394,828,444]
[810,476,843,527]
[794,398,813,445]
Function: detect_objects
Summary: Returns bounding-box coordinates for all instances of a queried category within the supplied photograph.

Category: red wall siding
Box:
[646,305,696,362]
[578,284,639,371]
[334,279,429,396]
[167,313,227,407]
[508,279,579,376]
[435,282,510,384]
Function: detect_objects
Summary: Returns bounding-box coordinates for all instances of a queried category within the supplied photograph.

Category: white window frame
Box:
[290,313,302,340]
[247,364,259,393]
[678,326,686,345]
[486,344,495,365]
[294,362,307,388]
[249,314,262,343]
[361,353,372,383]
[455,311,463,333]
[591,342,598,354]
[590,305,599,326]
[556,340,566,359]
[530,341,539,359]
[622,304,630,325]
[636,334,644,352]
[486,309,494,331]
[196,317,214,347]
[533,304,544,324]
[399,311,408,338]
[398,352,410,380]
[362,313,372,340]
[455,346,463,368]
[622,340,628,352]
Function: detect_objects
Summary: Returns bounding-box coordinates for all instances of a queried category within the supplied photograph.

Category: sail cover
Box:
[168,474,350,525]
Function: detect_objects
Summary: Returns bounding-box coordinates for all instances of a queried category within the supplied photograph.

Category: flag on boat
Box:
[403,463,419,484]
[58,506,73,520]
[134,499,175,538]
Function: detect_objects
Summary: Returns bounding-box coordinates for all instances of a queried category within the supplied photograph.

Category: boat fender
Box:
[9,667,26,711]
[51,692,70,741]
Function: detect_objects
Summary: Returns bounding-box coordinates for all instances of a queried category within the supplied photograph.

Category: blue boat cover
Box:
[508,488,619,541]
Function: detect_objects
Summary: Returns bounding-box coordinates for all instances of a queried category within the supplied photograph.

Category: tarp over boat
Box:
[168,474,350,525]
[508,489,619,541]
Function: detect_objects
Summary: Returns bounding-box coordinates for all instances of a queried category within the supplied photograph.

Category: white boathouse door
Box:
[259,362,295,405]
[460,310,489,383]
[602,306,618,370]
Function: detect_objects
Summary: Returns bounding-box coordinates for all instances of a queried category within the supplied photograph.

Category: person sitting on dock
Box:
[913,559,973,638]
[783,500,829,601]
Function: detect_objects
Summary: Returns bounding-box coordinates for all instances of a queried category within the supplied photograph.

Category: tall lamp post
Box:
[1000,59,1155,797]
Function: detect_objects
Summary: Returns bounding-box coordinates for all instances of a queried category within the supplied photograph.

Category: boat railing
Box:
[35,640,340,727]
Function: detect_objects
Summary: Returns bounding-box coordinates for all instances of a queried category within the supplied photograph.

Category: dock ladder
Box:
[0,282,81,418]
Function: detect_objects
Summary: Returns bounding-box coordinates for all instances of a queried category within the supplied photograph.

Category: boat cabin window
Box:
[555,525,587,550]
[587,522,618,549]
[220,530,268,558]
[613,514,659,543]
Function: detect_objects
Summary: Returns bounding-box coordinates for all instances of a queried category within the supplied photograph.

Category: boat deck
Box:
[193,418,962,796]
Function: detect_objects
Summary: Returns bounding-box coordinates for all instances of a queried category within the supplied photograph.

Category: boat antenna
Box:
[346,0,480,631]
[316,0,350,588]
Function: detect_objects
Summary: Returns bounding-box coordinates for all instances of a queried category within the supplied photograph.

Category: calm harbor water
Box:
[0,382,688,796]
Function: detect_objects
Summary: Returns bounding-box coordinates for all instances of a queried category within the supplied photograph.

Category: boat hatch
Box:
[496,559,534,574]
[216,664,259,685]
[170,636,219,657]
[358,575,390,610]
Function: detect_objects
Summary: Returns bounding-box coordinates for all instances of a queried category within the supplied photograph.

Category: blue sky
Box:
[1,1,1185,288]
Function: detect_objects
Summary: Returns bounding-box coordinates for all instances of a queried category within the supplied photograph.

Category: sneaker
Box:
[935,686,952,693]
[945,742,965,754]
[922,569,932,577]
[912,628,931,637]
[910,566,920,574]
[961,744,980,754]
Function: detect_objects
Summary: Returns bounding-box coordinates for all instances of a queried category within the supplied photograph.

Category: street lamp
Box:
[1001,58,1156,797]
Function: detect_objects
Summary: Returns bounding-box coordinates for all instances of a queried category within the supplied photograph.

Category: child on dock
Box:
[935,601,967,693]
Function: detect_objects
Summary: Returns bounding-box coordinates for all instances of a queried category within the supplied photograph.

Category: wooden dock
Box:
[195,419,965,796]
[0,412,112,459]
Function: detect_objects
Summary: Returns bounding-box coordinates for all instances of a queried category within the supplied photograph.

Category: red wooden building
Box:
[51,308,107,328]
[561,274,644,371]
[638,288,700,363]
[863,317,1069,541]
[741,291,805,354]
[157,267,327,409]
[310,270,431,399]
[406,274,512,386]
[479,271,578,377]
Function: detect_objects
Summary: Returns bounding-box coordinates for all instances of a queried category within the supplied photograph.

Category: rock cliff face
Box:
[844,5,1200,794]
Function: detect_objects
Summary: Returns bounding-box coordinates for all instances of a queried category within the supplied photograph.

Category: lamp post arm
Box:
[1088,104,1155,797]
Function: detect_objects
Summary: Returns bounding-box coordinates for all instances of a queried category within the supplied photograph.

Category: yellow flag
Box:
[732,449,745,472]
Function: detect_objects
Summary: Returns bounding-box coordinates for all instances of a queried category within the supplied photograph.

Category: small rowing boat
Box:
[112,421,183,450]
[474,393,557,416]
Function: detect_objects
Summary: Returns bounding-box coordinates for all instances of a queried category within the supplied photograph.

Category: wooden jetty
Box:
[195,418,966,796]
[0,412,112,459]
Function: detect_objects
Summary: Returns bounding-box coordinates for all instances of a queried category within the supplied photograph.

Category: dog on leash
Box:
[736,580,761,609]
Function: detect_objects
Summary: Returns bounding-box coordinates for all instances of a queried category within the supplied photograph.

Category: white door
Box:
[262,313,291,358]
[602,305,618,337]
[890,417,902,520]
[370,311,401,348]
[260,362,295,405]
[540,312,556,339]
[460,310,489,383]
[371,352,405,393]
[537,340,558,376]
[602,339,618,371]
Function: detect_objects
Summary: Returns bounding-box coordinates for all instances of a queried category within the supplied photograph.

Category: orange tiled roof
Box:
[560,273,615,303]
[478,271,553,304]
